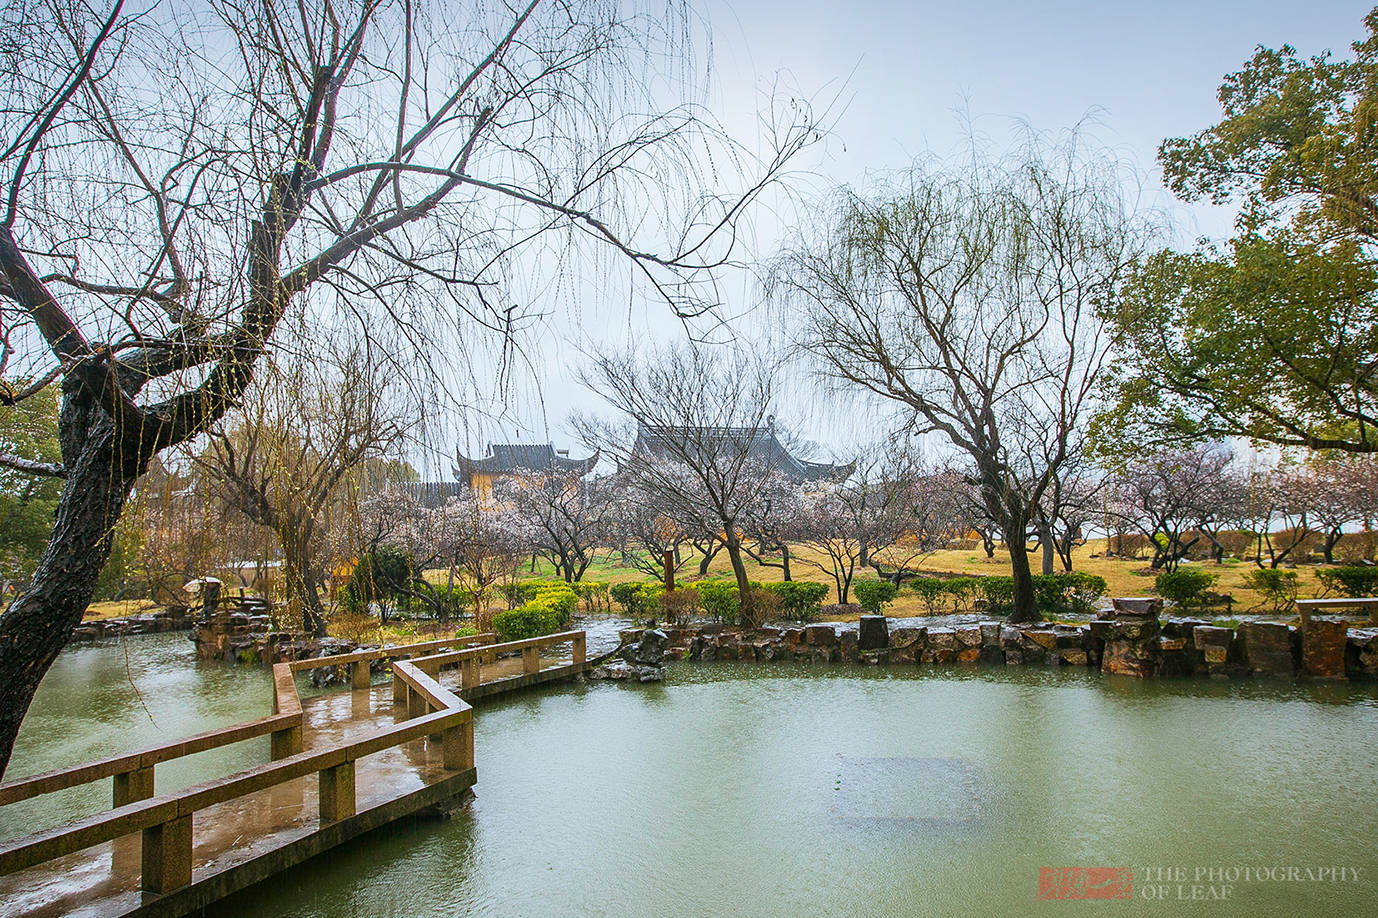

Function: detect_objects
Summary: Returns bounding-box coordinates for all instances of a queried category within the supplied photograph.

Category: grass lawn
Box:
[507,540,1336,620]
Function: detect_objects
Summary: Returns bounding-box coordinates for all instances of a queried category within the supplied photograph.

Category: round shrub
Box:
[1154,569,1217,609]
[853,579,899,614]
[758,581,830,622]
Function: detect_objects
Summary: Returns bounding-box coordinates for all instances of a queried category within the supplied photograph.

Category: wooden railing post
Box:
[442,719,474,771]
[270,725,302,761]
[141,814,192,894]
[461,656,481,690]
[573,632,586,666]
[408,685,429,720]
[522,644,540,675]
[318,761,356,823]
[351,660,371,690]
[113,765,154,808]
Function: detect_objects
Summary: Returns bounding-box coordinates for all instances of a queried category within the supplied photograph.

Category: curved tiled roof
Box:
[453,443,599,479]
[632,423,851,483]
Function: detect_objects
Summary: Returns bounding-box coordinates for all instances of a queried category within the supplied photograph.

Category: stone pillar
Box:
[1240,621,1296,678]
[1100,597,1162,678]
[141,815,192,894]
[858,616,888,651]
[350,660,371,690]
[522,645,540,675]
[1301,618,1348,680]
[318,761,356,823]
[572,632,587,665]
[392,667,409,704]
[113,765,154,808]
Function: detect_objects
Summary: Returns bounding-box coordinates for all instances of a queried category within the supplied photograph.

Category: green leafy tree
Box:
[0,387,61,587]
[1103,9,1378,451]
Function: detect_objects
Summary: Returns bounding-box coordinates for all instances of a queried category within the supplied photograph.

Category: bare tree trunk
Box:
[781,544,792,582]
[0,420,140,778]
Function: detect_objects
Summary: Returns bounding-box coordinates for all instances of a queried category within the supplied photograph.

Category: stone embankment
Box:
[71,606,192,642]
[640,598,1378,681]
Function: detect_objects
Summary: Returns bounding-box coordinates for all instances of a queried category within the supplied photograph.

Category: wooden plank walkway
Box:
[0,631,588,918]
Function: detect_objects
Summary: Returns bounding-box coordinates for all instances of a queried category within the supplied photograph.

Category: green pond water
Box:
[5,633,1378,916]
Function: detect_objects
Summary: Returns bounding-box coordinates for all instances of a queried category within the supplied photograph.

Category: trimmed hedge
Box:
[610,581,665,618]
[492,581,577,641]
[904,571,1106,617]
[687,580,739,622]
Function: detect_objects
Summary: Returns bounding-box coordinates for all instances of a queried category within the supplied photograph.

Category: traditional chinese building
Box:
[454,443,599,498]
[631,419,851,483]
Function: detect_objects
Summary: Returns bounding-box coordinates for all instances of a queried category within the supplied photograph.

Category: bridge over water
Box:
[0,630,590,917]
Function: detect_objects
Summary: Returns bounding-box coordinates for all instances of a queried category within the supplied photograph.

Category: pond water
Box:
[5,635,1378,916]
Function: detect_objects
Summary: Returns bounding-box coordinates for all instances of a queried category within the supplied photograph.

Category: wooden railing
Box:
[404,630,586,694]
[0,633,491,812]
[0,635,482,897]
[0,628,587,901]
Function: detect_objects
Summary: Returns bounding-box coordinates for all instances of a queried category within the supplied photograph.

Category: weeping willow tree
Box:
[0,0,817,778]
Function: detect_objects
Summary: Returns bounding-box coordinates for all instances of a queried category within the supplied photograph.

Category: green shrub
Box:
[492,581,578,640]
[610,581,664,618]
[572,580,612,613]
[689,580,740,623]
[339,545,415,615]
[1030,571,1107,617]
[1154,569,1217,609]
[1315,566,1378,598]
[853,579,899,614]
[492,603,565,641]
[1244,568,1300,612]
[976,576,1016,616]
[942,577,982,614]
[758,581,830,622]
[908,577,948,615]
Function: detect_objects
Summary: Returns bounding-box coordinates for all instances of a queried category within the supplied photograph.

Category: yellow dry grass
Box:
[83,599,161,621]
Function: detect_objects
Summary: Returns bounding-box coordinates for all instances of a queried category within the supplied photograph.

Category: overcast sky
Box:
[438,0,1368,474]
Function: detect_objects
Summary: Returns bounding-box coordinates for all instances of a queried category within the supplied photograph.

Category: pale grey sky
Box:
[439,0,1369,473]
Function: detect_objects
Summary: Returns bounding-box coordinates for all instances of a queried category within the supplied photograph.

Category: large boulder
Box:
[623,628,668,665]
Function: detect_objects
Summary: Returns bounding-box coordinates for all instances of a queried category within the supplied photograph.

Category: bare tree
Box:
[797,452,923,602]
[0,0,817,776]
[576,343,779,601]
[1034,454,1106,573]
[740,468,806,581]
[200,348,407,634]
[779,134,1150,620]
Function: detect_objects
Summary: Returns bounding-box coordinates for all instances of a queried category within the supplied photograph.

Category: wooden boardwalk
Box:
[0,630,588,917]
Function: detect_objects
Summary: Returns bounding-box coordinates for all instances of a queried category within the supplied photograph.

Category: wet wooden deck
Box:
[0,635,587,918]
